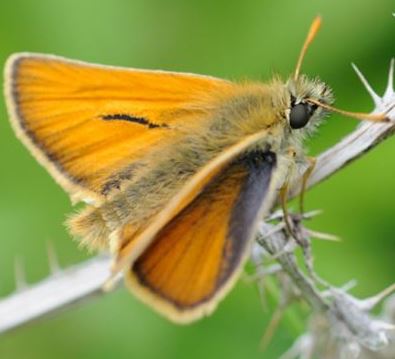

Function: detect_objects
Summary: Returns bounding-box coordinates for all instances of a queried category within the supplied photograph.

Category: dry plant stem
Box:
[0,256,116,334]
[258,228,329,313]
[0,61,394,336]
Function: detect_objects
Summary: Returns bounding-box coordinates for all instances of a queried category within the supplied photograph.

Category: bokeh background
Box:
[0,0,394,358]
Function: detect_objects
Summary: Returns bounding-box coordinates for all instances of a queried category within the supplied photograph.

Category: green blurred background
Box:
[0,0,394,358]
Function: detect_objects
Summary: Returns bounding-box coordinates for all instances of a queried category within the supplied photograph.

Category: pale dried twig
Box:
[0,256,117,334]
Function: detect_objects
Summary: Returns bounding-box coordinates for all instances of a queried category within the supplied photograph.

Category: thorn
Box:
[359,283,395,310]
[306,229,341,242]
[301,209,323,219]
[340,279,358,292]
[260,222,286,239]
[322,279,358,298]
[352,63,382,108]
[46,241,61,274]
[14,256,28,291]
[384,58,394,99]
[266,209,322,223]
[244,265,270,311]
[260,303,286,351]
[266,209,287,221]
[257,280,268,312]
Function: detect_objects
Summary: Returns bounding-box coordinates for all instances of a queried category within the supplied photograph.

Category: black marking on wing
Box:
[101,113,169,129]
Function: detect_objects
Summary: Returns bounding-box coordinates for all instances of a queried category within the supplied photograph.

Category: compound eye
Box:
[289,102,316,129]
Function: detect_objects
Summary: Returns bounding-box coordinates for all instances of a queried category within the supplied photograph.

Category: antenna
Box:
[294,16,322,81]
[307,98,390,122]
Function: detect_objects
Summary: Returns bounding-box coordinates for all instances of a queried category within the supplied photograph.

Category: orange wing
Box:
[4,53,230,203]
[124,150,277,323]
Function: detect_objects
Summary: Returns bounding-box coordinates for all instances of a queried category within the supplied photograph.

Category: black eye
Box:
[289,102,316,129]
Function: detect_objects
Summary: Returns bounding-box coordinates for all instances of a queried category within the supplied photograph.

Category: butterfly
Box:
[3,16,385,323]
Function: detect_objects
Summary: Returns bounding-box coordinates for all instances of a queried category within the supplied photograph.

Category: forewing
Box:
[4,53,230,203]
[125,150,277,323]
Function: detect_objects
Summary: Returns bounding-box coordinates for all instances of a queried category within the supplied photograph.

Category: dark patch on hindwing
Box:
[132,149,276,309]
[218,150,276,286]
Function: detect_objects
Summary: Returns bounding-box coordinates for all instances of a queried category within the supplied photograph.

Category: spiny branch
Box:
[0,256,114,334]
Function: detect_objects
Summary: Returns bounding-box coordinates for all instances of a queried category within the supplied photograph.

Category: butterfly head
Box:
[285,75,333,132]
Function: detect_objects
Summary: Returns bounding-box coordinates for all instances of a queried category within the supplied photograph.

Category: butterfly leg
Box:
[279,182,294,237]
[299,156,316,215]
[278,147,298,237]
